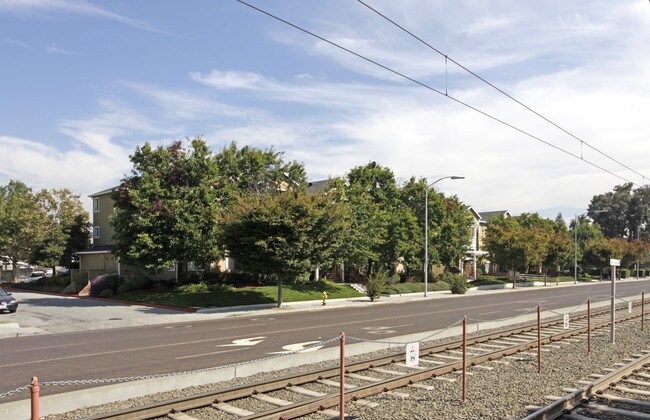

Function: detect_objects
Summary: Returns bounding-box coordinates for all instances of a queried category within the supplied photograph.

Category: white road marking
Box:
[217,337,266,347]
[267,341,324,354]
[477,311,501,315]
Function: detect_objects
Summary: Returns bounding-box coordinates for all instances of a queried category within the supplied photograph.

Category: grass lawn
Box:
[383,281,450,295]
[116,280,364,308]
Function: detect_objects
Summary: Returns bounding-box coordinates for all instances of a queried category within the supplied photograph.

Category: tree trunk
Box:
[277,278,283,308]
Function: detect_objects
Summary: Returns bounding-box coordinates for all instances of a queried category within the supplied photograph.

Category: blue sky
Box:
[1,0,649,219]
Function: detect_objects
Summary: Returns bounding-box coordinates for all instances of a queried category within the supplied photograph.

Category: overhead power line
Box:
[235,0,641,187]
[356,0,648,184]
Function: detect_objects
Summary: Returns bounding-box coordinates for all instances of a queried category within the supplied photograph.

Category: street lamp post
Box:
[424,176,465,297]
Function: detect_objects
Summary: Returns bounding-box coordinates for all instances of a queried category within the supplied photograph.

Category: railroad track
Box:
[81,303,645,420]
[523,349,650,419]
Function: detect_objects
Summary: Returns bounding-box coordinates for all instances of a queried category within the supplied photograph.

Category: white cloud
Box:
[0,135,130,215]
[47,43,74,54]
[0,0,164,33]
[4,37,30,48]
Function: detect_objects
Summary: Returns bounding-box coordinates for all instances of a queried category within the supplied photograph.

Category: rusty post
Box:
[587,298,591,353]
[340,332,345,420]
[462,315,467,402]
[31,376,40,420]
[642,292,645,332]
[537,304,542,373]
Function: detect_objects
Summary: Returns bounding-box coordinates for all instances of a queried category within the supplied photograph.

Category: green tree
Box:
[582,238,611,278]
[220,190,349,307]
[588,183,634,239]
[31,189,90,273]
[112,138,221,279]
[213,141,306,209]
[0,180,47,280]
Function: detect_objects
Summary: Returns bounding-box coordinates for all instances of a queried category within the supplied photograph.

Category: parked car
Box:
[0,288,18,313]
[29,270,45,280]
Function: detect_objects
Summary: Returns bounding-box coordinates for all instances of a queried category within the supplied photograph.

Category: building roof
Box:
[307,179,331,194]
[89,186,118,198]
[478,210,511,221]
[75,244,117,255]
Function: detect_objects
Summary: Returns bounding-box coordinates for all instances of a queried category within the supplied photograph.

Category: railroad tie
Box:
[353,399,379,408]
[623,378,650,387]
[614,385,650,397]
[418,358,445,365]
[317,378,357,389]
[251,393,293,406]
[383,391,410,399]
[346,372,383,382]
[167,412,200,420]
[408,383,437,391]
[212,402,254,416]
[431,376,456,383]
[286,385,326,397]
[369,367,403,376]
[543,395,565,401]
[598,393,650,409]
[319,408,343,418]
[394,362,426,370]
[585,402,650,419]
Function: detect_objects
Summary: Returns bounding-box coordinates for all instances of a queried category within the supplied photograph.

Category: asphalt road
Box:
[1,279,649,402]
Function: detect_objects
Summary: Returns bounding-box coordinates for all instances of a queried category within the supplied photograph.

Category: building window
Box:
[93,197,100,213]
[93,226,100,239]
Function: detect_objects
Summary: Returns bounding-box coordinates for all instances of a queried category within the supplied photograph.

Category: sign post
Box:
[610,258,620,344]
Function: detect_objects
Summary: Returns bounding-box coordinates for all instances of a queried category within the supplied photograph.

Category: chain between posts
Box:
[0,335,343,399]
[346,317,465,346]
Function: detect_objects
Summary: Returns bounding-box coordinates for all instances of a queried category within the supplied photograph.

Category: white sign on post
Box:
[610,259,621,267]
[563,314,570,330]
[405,342,419,367]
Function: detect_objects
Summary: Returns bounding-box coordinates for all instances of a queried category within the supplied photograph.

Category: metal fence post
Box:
[462,315,467,402]
[340,332,345,420]
[31,377,40,420]
[587,298,591,354]
[537,304,542,373]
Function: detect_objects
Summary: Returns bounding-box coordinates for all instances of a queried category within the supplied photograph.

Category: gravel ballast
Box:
[39,317,648,420]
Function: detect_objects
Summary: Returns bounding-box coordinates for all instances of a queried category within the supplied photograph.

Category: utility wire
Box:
[357,0,648,184]
[235,0,639,186]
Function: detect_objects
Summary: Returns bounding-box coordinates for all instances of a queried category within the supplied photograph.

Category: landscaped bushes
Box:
[439,272,468,294]
[89,274,121,297]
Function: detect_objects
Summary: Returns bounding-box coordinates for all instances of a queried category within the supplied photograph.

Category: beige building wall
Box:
[92,192,116,246]
[80,253,118,272]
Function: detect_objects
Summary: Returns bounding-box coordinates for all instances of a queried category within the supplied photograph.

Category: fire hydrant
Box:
[555,277,560,286]
[322,291,328,305]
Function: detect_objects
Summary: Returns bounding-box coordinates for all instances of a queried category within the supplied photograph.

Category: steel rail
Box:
[521,351,650,420]
[85,305,641,420]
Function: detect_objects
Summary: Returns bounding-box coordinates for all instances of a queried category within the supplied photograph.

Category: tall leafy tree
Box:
[213,141,306,209]
[112,138,221,279]
[0,180,47,280]
[31,189,90,273]
[220,190,349,307]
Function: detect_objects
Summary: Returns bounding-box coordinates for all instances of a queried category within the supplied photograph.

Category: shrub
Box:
[118,275,152,294]
[440,272,468,294]
[37,274,70,287]
[620,269,630,279]
[178,282,210,293]
[89,274,121,297]
[99,289,114,298]
[366,271,387,302]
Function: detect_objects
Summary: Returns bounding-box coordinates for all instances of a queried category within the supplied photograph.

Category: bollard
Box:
[322,291,328,306]
[340,332,345,420]
[537,304,542,373]
[31,376,40,420]
[642,292,645,332]
[462,315,467,402]
[587,298,591,353]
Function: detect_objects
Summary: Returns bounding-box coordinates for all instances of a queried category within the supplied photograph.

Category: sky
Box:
[1,0,649,220]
